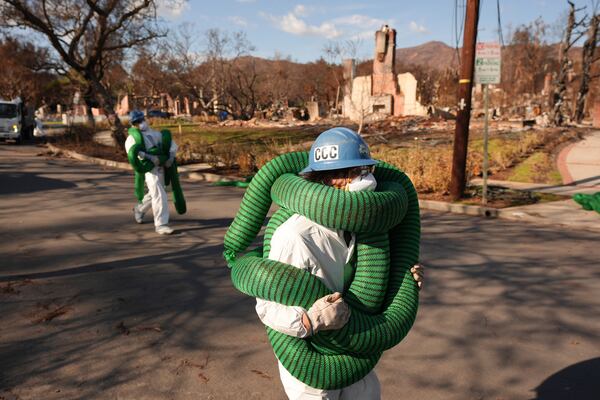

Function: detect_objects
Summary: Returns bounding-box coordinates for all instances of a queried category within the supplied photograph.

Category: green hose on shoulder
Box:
[127,127,186,214]
[223,152,420,389]
[573,192,600,214]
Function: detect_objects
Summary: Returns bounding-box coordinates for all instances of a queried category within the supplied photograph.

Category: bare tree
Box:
[192,29,259,119]
[502,19,554,97]
[204,28,230,114]
[322,39,361,113]
[267,51,293,107]
[0,36,55,105]
[131,47,171,99]
[575,5,600,123]
[552,1,587,126]
[0,0,167,145]
[162,23,214,114]
[221,31,260,119]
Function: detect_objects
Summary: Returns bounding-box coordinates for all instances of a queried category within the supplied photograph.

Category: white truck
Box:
[0,97,34,144]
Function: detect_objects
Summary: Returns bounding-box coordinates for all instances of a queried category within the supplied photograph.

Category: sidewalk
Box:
[558,130,600,187]
[470,178,599,196]
[469,130,600,232]
[497,199,600,232]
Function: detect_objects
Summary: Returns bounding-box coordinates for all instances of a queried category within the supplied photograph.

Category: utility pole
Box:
[449,0,480,200]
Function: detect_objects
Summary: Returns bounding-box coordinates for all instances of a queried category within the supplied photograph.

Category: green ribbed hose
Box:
[573,192,600,214]
[223,152,420,389]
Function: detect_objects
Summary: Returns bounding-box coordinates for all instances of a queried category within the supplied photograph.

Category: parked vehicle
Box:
[0,98,34,144]
[146,109,171,118]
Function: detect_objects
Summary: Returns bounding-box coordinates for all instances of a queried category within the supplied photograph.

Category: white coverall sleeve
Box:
[169,138,178,154]
[124,135,135,154]
[255,230,313,338]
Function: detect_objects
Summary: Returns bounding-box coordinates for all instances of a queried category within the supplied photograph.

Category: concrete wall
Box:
[397,72,428,116]
[344,76,374,122]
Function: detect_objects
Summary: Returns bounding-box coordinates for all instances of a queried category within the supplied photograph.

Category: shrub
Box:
[238,152,256,175]
[372,146,453,193]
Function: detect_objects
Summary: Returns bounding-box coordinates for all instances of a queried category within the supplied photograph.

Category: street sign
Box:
[474,42,501,85]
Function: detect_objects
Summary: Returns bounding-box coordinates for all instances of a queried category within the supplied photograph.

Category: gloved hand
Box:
[411,264,424,290]
[165,152,175,168]
[304,292,350,335]
[146,154,160,166]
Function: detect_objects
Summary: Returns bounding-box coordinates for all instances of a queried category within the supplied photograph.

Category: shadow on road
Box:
[532,358,600,400]
[0,241,263,398]
[172,218,234,234]
[0,172,76,195]
[385,212,600,398]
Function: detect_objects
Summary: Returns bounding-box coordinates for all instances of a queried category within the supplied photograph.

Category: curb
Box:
[420,198,600,232]
[187,171,247,183]
[419,199,498,218]
[47,143,131,170]
[47,143,246,184]
[496,206,600,233]
[556,142,576,184]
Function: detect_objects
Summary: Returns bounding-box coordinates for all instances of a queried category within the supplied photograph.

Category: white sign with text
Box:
[475,42,501,85]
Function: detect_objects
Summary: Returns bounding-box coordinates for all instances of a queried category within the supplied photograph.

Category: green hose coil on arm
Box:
[223,152,420,389]
[126,127,186,214]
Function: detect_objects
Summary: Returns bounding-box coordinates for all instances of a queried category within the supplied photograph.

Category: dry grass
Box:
[52,122,578,192]
[371,146,456,193]
[508,152,563,184]
[371,129,573,193]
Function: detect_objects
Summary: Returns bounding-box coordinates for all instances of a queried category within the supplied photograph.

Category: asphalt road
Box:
[1,145,599,400]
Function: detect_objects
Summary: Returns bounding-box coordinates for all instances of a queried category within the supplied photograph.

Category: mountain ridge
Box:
[395,41,459,71]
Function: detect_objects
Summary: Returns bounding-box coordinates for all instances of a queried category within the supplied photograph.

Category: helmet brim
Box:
[300,158,378,174]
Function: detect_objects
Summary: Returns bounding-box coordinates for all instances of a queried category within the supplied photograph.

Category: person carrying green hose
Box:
[125,110,186,235]
[247,127,423,399]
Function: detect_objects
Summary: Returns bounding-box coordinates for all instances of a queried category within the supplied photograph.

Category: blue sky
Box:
[157,0,593,62]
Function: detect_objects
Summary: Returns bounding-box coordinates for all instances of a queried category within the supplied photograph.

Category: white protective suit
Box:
[124,123,178,227]
[255,173,381,400]
[33,118,45,137]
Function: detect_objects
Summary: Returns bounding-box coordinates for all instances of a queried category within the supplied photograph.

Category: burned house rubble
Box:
[343,25,428,122]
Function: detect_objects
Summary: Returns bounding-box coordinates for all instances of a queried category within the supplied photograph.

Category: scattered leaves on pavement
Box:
[1,279,33,295]
[174,356,210,379]
[251,369,272,379]
[116,321,130,335]
[32,305,71,323]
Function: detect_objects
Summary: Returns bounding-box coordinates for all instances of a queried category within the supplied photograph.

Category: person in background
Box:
[124,110,178,235]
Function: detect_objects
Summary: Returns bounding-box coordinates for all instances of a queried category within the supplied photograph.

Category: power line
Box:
[454,0,467,66]
[497,0,505,46]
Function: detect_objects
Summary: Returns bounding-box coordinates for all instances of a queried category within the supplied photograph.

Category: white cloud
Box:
[260,9,342,39]
[293,4,309,17]
[332,14,385,29]
[156,0,189,19]
[260,7,393,41]
[409,21,429,34]
[349,30,376,41]
[228,16,248,27]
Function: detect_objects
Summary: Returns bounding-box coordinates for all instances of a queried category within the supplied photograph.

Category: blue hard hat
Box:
[129,110,145,124]
[301,127,377,173]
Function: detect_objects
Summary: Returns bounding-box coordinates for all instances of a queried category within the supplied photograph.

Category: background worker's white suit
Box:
[124,123,177,228]
[255,174,381,400]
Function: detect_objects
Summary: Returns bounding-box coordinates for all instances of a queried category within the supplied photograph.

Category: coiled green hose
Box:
[223,152,420,389]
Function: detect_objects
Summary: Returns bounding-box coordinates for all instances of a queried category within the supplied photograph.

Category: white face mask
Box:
[138,121,149,131]
[347,173,377,192]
